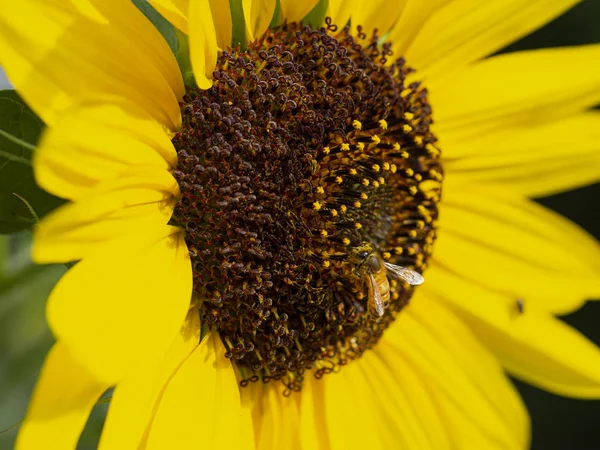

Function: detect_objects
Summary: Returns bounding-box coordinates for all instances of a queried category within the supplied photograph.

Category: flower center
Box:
[171,21,442,390]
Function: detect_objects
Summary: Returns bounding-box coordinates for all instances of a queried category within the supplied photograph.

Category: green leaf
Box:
[0,91,65,234]
[304,0,329,29]
[132,0,179,54]
[230,0,248,49]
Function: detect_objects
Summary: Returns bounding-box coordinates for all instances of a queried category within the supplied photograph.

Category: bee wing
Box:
[384,262,424,285]
[367,272,385,317]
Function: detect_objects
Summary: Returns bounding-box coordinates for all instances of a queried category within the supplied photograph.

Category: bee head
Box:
[348,242,375,267]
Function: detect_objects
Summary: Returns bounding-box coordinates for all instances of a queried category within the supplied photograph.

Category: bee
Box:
[350,242,424,317]
[514,298,525,315]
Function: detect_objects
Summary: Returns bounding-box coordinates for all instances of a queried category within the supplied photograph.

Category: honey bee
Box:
[350,242,424,317]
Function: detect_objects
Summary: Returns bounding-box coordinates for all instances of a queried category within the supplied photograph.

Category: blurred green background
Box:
[0,1,599,448]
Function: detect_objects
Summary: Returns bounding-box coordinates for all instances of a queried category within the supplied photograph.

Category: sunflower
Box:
[2,0,600,448]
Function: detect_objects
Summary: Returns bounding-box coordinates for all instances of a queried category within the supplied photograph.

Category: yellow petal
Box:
[98,310,200,450]
[0,0,183,129]
[424,270,600,398]
[402,0,580,81]
[444,112,600,197]
[16,342,108,450]
[251,383,299,450]
[150,0,231,50]
[47,226,191,385]
[352,0,407,38]
[432,45,600,147]
[189,0,219,89]
[149,0,190,34]
[323,362,383,450]
[299,375,330,450]
[145,332,249,449]
[385,0,453,56]
[242,0,276,42]
[279,0,319,24]
[209,0,233,50]
[327,0,362,28]
[34,99,178,201]
[34,168,178,264]
[384,295,530,449]
[434,182,600,314]
[356,351,451,449]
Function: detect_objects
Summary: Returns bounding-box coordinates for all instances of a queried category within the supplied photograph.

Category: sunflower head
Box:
[171,21,442,387]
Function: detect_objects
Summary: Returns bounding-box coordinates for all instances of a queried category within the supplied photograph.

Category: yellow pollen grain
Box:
[372,164,381,172]
[405,168,414,177]
[409,186,418,195]
[403,112,414,120]
[353,201,362,208]
[341,143,350,151]
[355,223,363,230]
[335,176,343,184]
[393,142,401,151]
[316,186,325,194]
[313,201,322,211]
[362,178,370,186]
[382,252,391,260]
[340,205,348,213]
[372,181,380,188]
[403,124,413,133]
[330,209,338,217]
[323,146,330,155]
[349,168,358,176]
[378,119,388,130]
[414,136,423,145]
[390,164,397,173]
[407,247,417,255]
[371,135,381,145]
[356,142,365,151]
[392,292,400,300]
[360,193,368,200]
[394,247,403,255]
[382,162,390,171]
[322,260,330,268]
[378,177,385,185]
[400,151,409,159]
[414,173,423,181]
[343,237,351,246]
[320,229,328,237]
[409,230,418,238]
[352,120,362,130]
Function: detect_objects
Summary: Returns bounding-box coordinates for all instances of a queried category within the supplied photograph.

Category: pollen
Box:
[170,21,442,389]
